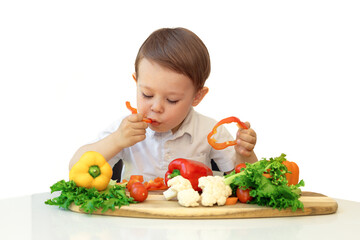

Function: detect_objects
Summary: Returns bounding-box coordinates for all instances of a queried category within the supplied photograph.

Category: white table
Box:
[1,192,359,240]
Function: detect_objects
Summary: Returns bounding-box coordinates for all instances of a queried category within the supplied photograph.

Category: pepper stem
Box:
[168,169,181,179]
[89,165,101,178]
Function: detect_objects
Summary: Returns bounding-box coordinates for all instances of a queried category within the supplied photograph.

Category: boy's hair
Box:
[135,27,211,91]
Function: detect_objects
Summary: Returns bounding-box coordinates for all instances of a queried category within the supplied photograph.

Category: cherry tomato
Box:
[236,187,253,203]
[126,175,144,191]
[235,163,247,173]
[130,182,148,202]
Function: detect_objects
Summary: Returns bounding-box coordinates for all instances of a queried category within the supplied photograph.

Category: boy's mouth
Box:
[143,117,152,123]
[150,119,160,126]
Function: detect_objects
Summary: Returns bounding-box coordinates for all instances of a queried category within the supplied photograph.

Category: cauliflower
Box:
[177,189,200,207]
[163,175,193,200]
[198,176,232,206]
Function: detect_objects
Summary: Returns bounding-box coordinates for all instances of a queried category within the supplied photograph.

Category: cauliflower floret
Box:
[177,189,200,207]
[163,176,193,200]
[198,176,232,206]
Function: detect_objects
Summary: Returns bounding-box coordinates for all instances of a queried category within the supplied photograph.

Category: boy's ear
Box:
[192,87,209,107]
[132,73,137,82]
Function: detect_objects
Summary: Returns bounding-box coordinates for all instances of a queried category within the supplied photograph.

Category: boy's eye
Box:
[142,92,178,104]
[142,93,152,98]
[167,99,179,104]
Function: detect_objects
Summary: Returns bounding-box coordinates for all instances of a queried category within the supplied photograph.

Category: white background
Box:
[1,0,359,201]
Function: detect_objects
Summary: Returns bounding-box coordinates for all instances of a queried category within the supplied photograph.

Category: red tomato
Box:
[236,187,253,203]
[130,182,148,202]
[126,175,144,191]
[235,163,247,173]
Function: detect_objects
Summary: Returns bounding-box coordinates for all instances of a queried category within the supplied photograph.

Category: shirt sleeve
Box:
[91,117,125,168]
[208,124,237,172]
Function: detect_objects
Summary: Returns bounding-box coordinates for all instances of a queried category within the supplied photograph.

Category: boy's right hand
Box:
[115,114,148,148]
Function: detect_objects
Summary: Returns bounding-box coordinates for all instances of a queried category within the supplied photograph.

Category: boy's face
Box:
[135,58,205,133]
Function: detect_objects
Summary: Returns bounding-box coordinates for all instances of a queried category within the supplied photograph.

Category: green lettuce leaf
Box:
[45,180,136,214]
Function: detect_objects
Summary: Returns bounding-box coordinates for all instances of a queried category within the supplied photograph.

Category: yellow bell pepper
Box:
[69,151,113,191]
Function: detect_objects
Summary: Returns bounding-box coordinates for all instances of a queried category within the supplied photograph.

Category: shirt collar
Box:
[145,107,196,143]
[172,107,195,143]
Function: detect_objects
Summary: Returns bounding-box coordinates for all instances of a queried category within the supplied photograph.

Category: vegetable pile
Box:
[45,179,135,214]
[45,149,170,214]
[46,151,305,214]
[46,151,137,214]
[224,153,305,211]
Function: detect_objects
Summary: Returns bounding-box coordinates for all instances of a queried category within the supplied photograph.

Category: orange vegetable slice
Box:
[225,197,238,205]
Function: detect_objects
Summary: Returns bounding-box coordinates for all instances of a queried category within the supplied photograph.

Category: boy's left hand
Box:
[235,122,257,157]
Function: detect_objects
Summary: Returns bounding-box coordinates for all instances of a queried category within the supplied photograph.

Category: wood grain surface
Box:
[68,191,338,219]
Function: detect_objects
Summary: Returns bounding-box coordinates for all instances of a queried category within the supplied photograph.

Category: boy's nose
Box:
[151,100,164,113]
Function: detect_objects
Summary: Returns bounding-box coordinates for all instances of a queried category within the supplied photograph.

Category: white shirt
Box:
[95,107,237,181]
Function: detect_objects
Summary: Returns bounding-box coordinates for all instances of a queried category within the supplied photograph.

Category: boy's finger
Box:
[132,128,147,136]
[237,133,256,145]
[235,145,252,157]
[236,139,255,151]
[243,121,251,129]
[132,121,148,130]
[237,123,252,134]
[237,128,257,140]
[128,113,145,122]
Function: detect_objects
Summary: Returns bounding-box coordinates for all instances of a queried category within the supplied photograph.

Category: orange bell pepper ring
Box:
[125,101,152,123]
[207,116,248,150]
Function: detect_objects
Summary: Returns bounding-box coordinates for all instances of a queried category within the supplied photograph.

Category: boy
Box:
[69,27,258,181]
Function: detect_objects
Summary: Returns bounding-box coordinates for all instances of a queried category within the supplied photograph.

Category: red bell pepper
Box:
[165,158,213,192]
[207,116,248,150]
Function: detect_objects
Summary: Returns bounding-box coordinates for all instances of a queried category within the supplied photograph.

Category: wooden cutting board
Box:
[68,191,338,219]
